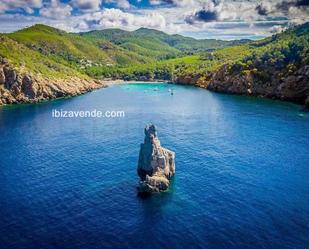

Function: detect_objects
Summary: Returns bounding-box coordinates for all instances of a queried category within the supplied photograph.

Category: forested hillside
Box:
[80,27,248,59]
[0,23,308,106]
[84,23,308,106]
[0,24,246,78]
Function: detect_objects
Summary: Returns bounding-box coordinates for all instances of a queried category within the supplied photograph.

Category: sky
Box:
[0,0,308,40]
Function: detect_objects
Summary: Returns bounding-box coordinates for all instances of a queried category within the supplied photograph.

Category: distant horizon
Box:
[0,22,276,41]
[0,0,308,40]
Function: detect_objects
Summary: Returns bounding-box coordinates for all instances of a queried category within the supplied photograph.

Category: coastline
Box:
[1,72,307,109]
[0,77,170,107]
[102,79,169,86]
[105,79,309,108]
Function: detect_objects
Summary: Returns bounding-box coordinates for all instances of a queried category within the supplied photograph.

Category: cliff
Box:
[137,125,175,193]
[175,65,309,108]
[204,63,309,107]
[0,58,105,105]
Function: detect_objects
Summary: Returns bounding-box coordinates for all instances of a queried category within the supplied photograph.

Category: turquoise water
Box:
[0,83,308,249]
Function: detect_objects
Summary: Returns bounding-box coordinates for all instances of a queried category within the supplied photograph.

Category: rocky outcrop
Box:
[174,74,201,85]
[0,58,106,106]
[137,124,175,194]
[276,66,309,104]
[206,63,309,106]
[175,63,309,108]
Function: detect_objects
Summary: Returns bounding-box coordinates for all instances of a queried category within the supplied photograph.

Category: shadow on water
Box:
[211,90,305,110]
[129,178,178,249]
[137,176,176,207]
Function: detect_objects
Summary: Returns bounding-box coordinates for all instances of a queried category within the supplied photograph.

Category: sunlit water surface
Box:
[0,83,308,249]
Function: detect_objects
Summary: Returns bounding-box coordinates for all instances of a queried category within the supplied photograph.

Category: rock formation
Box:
[205,64,309,107]
[137,124,175,193]
[0,57,106,106]
[175,63,309,108]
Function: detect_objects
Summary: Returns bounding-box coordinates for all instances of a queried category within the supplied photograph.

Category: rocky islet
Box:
[137,124,175,194]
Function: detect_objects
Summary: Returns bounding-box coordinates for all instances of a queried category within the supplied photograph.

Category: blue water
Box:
[0,83,309,249]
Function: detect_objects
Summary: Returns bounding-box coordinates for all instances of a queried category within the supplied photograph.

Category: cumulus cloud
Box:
[0,0,308,39]
[40,0,72,19]
[71,0,102,11]
[269,24,288,33]
[255,0,309,16]
[0,0,42,14]
[77,8,167,31]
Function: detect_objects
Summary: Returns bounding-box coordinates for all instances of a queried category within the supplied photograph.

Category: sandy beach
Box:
[103,79,170,86]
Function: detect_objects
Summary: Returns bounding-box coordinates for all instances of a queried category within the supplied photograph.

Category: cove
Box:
[0,83,308,249]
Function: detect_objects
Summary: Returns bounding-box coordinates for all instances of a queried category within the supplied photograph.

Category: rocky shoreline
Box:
[1,57,308,108]
[174,63,309,108]
[0,58,106,106]
[0,60,171,106]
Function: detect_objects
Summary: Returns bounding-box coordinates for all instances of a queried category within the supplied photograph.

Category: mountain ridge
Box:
[80,26,250,55]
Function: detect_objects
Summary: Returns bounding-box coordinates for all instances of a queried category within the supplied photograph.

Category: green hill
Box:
[6,23,244,72]
[0,24,248,80]
[81,28,179,60]
[132,28,250,52]
[80,27,248,59]
[8,24,112,64]
[0,24,151,80]
[102,22,308,80]
[0,35,85,79]
[6,24,150,68]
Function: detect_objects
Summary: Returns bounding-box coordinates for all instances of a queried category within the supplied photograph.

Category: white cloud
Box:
[78,8,167,31]
[0,0,42,14]
[269,25,287,33]
[71,0,102,11]
[40,0,72,19]
[0,0,308,39]
[288,6,309,24]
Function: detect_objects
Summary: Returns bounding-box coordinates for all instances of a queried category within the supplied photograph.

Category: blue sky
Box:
[0,0,308,39]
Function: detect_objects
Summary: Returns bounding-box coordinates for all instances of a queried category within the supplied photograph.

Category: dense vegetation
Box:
[0,23,308,85]
[0,24,247,79]
[80,27,249,60]
[0,35,87,79]
[87,23,308,83]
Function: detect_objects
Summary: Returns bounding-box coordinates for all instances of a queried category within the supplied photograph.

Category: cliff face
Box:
[175,63,309,108]
[0,58,105,106]
[174,74,202,85]
[206,63,309,107]
[137,124,175,193]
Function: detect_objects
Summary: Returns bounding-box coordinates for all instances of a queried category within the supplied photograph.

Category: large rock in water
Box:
[137,124,175,193]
